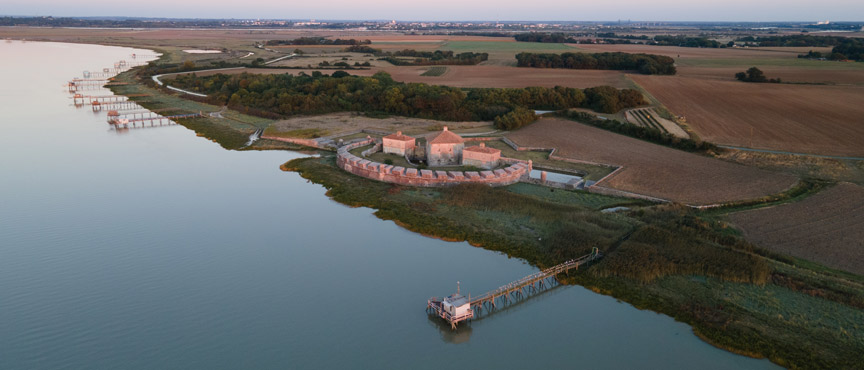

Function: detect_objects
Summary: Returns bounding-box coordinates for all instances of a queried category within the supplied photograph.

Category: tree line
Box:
[340,46,489,66]
[265,37,371,46]
[651,35,721,48]
[516,52,677,75]
[736,35,848,47]
[382,50,488,66]
[165,71,645,126]
[797,38,864,61]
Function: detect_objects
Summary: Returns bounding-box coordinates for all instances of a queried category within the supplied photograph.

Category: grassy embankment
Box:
[107,54,301,151]
[283,154,864,369]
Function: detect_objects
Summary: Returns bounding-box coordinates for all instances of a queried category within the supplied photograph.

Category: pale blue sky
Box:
[4,0,863,22]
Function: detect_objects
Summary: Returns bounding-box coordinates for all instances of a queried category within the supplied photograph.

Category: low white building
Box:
[441,293,471,319]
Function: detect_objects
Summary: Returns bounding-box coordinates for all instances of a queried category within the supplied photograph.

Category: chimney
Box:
[443,126,448,132]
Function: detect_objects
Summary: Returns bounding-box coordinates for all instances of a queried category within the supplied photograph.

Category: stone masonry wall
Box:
[337,139,530,187]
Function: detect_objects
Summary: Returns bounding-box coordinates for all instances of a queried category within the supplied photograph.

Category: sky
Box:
[4,0,863,22]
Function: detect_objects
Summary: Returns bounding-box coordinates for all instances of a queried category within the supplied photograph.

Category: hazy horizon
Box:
[4,0,863,23]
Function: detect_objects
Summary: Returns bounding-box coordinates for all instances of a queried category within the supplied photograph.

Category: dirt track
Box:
[729,183,864,275]
[506,118,797,205]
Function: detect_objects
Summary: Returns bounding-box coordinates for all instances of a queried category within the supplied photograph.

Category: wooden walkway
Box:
[428,248,602,329]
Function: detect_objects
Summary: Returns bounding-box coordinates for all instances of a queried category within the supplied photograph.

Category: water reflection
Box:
[426,315,473,344]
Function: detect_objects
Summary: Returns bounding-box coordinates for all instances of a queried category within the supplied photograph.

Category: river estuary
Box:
[0,41,777,369]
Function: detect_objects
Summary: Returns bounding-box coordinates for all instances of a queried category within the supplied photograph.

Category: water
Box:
[529,169,583,184]
[0,41,777,369]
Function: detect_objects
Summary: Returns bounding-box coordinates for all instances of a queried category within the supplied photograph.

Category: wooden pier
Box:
[427,247,601,329]
[108,112,204,126]
[73,94,150,105]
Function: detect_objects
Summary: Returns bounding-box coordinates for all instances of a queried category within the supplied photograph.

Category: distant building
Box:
[426,126,464,166]
[462,143,501,169]
[382,131,416,156]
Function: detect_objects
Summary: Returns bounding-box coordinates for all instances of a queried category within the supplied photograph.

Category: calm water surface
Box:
[0,41,777,369]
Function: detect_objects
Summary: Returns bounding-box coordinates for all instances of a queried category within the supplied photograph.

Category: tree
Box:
[745,67,767,82]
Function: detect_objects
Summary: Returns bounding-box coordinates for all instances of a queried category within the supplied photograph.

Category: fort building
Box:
[462,143,501,170]
[382,131,416,156]
[426,126,464,167]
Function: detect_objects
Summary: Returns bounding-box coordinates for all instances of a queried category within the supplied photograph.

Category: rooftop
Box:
[464,142,501,155]
[383,131,415,142]
[429,126,464,145]
[444,293,469,307]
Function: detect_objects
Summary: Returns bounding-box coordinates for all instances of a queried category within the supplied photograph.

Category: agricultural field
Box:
[506,118,797,205]
[676,66,864,85]
[631,75,864,157]
[729,182,864,275]
[624,108,688,138]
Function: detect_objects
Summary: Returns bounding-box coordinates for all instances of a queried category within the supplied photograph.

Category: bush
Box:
[494,107,537,130]
[516,52,676,75]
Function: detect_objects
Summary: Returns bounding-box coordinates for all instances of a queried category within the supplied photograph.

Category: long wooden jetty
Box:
[108,112,204,126]
[427,248,602,329]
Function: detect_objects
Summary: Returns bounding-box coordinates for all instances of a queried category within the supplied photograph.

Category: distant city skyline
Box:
[4,0,863,22]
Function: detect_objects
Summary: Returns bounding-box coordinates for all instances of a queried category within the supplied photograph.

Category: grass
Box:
[504,182,648,210]
[440,40,576,52]
[108,60,274,149]
[263,127,329,139]
[420,66,448,76]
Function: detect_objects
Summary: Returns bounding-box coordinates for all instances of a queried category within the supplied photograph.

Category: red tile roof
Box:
[429,127,464,145]
[383,131,415,142]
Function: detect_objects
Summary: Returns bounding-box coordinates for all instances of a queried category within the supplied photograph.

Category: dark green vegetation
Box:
[284,155,864,370]
[560,111,717,153]
[166,71,645,122]
[343,45,380,54]
[652,35,721,48]
[832,38,864,61]
[514,32,580,43]
[735,67,781,83]
[381,50,489,66]
[740,35,864,61]
[265,37,370,46]
[515,52,676,75]
[420,66,448,76]
[738,34,850,47]
[493,107,537,130]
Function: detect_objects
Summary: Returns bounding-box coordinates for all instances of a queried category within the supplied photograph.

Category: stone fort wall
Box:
[337,139,531,187]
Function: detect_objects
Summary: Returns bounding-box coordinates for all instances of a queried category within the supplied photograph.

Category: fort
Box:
[337,138,532,187]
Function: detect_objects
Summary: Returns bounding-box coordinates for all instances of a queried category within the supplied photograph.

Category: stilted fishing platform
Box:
[427,248,601,329]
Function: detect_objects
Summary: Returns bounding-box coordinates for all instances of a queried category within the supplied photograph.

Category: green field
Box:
[420,66,448,76]
[679,57,864,69]
[439,40,577,52]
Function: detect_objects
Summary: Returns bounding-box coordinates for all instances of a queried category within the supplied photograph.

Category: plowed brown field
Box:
[506,118,797,205]
[730,183,864,275]
[631,75,864,157]
[676,66,864,85]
